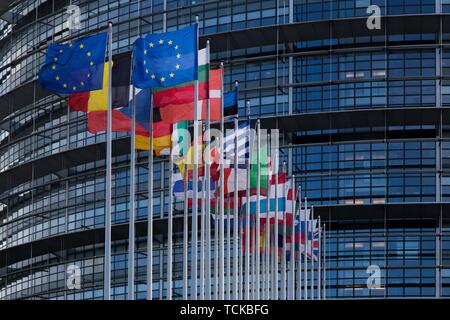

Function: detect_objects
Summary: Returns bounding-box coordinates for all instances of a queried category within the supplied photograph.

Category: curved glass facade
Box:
[1,0,450,300]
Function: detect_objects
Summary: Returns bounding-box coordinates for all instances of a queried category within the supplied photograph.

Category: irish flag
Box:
[152,48,222,123]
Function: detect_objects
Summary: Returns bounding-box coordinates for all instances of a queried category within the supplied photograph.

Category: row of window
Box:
[2,230,450,299]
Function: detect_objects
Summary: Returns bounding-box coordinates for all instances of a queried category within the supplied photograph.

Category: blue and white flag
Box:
[172,172,216,200]
[223,121,250,165]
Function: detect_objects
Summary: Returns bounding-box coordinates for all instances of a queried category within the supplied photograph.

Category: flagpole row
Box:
[103,21,113,301]
[191,17,200,300]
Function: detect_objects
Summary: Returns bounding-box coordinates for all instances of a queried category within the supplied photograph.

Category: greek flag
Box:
[223,121,250,165]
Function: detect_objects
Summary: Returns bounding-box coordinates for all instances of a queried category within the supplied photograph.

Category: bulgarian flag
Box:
[152,48,222,124]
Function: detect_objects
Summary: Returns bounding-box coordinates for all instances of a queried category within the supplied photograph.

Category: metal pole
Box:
[255,119,261,300]
[200,173,206,300]
[245,100,251,300]
[304,197,308,300]
[205,40,212,300]
[103,21,113,300]
[233,116,239,300]
[183,163,188,299]
[147,97,154,300]
[273,160,279,300]
[317,216,322,300]
[265,134,271,300]
[288,175,295,300]
[167,150,174,300]
[214,190,219,299]
[219,62,225,300]
[226,194,231,299]
[127,85,137,300]
[191,19,200,300]
[323,223,327,300]
[310,208,315,300]
[296,186,302,300]
[281,161,287,300]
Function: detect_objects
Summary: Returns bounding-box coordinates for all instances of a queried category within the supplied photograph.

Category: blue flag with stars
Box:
[131,24,198,89]
[38,32,107,94]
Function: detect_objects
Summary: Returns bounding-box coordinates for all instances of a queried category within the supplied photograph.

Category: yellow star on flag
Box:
[159,39,164,44]
[169,73,175,78]
[79,44,84,49]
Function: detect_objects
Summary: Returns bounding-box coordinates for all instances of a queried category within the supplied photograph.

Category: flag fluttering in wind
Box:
[224,88,238,117]
[39,32,107,94]
[153,51,222,124]
[132,24,198,89]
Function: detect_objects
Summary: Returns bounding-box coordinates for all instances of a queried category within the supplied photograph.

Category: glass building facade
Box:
[1,0,450,299]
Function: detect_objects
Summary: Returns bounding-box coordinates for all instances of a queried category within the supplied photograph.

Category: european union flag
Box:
[132,24,198,89]
[38,32,107,94]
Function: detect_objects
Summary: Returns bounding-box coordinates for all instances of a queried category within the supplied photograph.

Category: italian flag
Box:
[152,48,222,123]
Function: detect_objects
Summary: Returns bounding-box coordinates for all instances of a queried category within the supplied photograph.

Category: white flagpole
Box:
[191,18,200,300]
[218,62,225,300]
[147,97,154,300]
[296,186,302,300]
[273,156,279,301]
[233,116,239,300]
[265,134,271,300]
[323,223,327,300]
[237,84,244,301]
[200,173,206,300]
[104,21,113,301]
[214,189,219,299]
[183,163,188,299]
[255,119,261,300]
[304,197,308,300]
[280,161,287,300]
[245,100,251,300]
[318,216,322,300]
[226,195,231,299]
[288,175,295,300]
[226,194,231,299]
[311,208,316,299]
[127,84,137,300]
[167,150,174,300]
[310,208,315,299]
[205,40,212,301]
